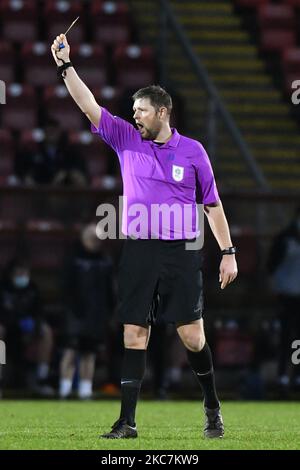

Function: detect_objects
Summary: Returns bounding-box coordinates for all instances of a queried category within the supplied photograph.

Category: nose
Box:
[133,110,140,120]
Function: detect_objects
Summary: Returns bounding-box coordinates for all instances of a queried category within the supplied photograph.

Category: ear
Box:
[159,107,167,120]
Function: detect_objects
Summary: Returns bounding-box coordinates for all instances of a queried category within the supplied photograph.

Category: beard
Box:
[138,121,162,141]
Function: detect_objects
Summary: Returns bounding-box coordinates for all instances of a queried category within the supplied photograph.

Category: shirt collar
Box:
[151,128,181,149]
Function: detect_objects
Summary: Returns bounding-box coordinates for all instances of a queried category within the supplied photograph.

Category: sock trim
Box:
[196,368,213,377]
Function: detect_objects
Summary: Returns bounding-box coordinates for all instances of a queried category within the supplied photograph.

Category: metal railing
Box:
[158,0,270,191]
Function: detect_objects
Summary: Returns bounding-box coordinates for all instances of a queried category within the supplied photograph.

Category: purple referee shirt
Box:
[92,107,219,240]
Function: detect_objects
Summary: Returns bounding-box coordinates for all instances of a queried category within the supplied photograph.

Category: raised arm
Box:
[51,34,101,127]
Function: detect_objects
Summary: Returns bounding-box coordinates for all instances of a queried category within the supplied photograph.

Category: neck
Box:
[153,124,172,143]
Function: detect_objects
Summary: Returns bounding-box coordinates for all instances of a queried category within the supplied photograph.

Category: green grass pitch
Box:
[0,400,299,450]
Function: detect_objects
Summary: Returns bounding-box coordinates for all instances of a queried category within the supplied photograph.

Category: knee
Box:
[185,337,206,352]
[124,325,148,349]
[181,330,206,352]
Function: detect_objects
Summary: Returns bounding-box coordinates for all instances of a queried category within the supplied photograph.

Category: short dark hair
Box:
[132,85,173,115]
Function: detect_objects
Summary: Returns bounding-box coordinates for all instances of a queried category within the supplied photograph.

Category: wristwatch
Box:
[221,246,237,256]
[57,60,73,79]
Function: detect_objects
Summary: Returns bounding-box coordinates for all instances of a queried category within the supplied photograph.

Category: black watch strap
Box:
[57,60,73,79]
[221,246,237,256]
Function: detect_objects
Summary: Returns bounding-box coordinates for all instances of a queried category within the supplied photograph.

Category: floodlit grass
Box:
[0,400,299,450]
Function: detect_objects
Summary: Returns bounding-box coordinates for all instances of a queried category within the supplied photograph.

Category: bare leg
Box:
[36,323,53,382]
[59,349,76,397]
[37,324,53,363]
[78,353,96,399]
[79,353,96,381]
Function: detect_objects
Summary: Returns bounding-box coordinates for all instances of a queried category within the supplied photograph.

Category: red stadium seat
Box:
[69,131,109,177]
[91,0,131,45]
[71,44,107,87]
[0,42,15,83]
[284,0,300,6]
[43,85,84,130]
[258,5,296,52]
[214,326,255,367]
[91,175,121,190]
[2,84,38,130]
[284,73,300,95]
[0,0,39,43]
[282,47,300,74]
[231,226,258,275]
[21,42,58,86]
[92,86,123,116]
[113,44,156,88]
[260,29,296,53]
[19,128,45,150]
[282,48,300,93]
[44,0,84,43]
[258,4,296,29]
[0,130,14,178]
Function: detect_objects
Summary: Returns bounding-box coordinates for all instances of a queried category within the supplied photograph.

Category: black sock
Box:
[119,348,146,426]
[186,343,219,409]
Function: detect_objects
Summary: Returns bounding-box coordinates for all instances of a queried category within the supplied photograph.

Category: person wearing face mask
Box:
[0,257,53,397]
[268,207,300,394]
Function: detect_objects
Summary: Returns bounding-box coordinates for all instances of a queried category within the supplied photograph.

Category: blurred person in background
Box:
[59,223,115,399]
[0,257,53,397]
[14,117,88,187]
[268,207,300,393]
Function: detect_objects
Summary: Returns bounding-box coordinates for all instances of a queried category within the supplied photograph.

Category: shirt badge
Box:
[172,165,184,182]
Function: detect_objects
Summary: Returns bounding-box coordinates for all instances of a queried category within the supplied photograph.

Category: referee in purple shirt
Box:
[52,34,238,439]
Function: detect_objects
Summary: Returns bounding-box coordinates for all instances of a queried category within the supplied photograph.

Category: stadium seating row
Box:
[0,127,117,179]
[0,0,132,45]
[0,219,259,275]
[236,0,300,92]
[0,83,135,130]
[0,41,156,87]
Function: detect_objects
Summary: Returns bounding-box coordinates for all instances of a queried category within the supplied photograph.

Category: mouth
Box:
[136,123,145,133]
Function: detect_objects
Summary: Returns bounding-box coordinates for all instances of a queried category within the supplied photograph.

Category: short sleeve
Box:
[91,107,138,153]
[195,143,219,205]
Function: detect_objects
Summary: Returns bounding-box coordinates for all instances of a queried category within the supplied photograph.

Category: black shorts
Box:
[62,310,107,353]
[118,238,204,326]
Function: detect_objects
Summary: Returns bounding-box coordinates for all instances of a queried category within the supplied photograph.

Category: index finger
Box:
[59,34,68,45]
[221,273,230,289]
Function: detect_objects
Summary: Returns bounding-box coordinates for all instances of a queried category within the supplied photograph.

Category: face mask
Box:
[13,276,30,289]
